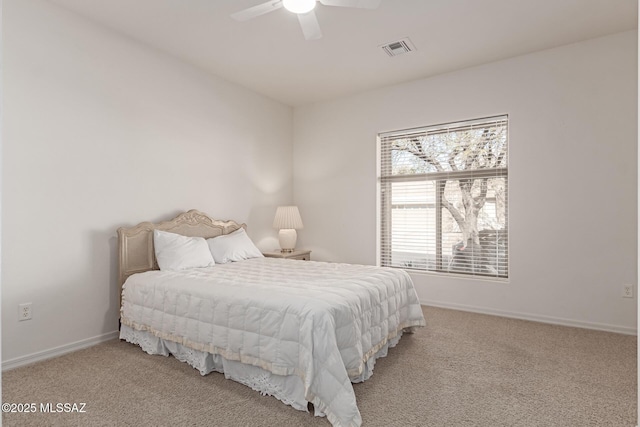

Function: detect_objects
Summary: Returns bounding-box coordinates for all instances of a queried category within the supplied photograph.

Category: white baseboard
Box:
[422,300,637,336]
[2,330,120,371]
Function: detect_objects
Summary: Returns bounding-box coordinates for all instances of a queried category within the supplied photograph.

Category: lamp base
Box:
[278,229,297,253]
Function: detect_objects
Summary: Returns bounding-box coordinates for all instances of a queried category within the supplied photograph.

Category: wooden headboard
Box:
[117,209,246,300]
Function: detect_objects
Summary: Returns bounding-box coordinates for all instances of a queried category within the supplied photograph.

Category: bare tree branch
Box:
[441,194,464,228]
[474,178,488,210]
[448,146,462,171]
[407,138,445,172]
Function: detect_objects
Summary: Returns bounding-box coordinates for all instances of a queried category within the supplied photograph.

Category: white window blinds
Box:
[378,115,509,279]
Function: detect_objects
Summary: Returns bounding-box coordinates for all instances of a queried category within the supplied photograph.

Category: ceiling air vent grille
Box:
[380,37,416,57]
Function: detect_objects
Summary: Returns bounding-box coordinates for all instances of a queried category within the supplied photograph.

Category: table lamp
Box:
[273,206,304,253]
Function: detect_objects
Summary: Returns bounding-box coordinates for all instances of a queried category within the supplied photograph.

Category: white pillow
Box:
[207,228,264,264]
[153,229,215,271]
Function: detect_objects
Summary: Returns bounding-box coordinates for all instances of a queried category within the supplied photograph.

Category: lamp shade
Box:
[273,206,304,230]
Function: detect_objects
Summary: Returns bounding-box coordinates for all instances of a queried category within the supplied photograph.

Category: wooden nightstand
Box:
[262,249,311,261]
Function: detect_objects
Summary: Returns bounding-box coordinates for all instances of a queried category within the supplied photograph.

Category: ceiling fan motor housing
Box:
[283,0,316,14]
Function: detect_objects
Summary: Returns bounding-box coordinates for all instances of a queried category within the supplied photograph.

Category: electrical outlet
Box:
[19,303,32,321]
[622,284,634,299]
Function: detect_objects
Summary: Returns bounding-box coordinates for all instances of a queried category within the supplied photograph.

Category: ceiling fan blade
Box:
[319,0,381,9]
[231,0,283,22]
[297,10,322,40]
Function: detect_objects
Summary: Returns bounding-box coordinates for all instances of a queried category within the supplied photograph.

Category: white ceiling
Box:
[48,0,637,106]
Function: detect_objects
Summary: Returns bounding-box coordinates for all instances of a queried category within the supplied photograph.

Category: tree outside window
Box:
[378,115,508,278]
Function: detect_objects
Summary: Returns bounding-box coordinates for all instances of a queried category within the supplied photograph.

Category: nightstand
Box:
[262,249,311,261]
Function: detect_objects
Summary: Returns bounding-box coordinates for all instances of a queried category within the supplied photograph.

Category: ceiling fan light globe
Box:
[283,0,316,14]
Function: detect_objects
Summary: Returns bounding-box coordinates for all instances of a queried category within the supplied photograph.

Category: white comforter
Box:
[120,258,425,427]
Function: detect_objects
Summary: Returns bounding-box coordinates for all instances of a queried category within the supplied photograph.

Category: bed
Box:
[118,210,425,427]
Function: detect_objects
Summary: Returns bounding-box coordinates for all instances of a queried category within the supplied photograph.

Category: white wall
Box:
[294,31,638,334]
[2,0,293,363]
[2,1,635,368]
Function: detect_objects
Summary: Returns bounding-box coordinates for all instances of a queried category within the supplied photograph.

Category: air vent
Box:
[380,37,416,57]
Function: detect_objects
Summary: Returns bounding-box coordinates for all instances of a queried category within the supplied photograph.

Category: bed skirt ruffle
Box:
[120,325,405,418]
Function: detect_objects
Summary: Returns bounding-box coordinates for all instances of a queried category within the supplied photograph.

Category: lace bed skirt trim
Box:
[120,325,310,412]
[120,325,405,419]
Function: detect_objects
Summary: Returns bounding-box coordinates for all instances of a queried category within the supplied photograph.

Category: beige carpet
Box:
[2,306,636,427]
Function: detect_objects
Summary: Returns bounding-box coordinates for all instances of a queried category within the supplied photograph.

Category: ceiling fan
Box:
[231,0,382,41]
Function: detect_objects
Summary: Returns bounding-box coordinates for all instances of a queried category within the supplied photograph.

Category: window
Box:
[378,115,508,279]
